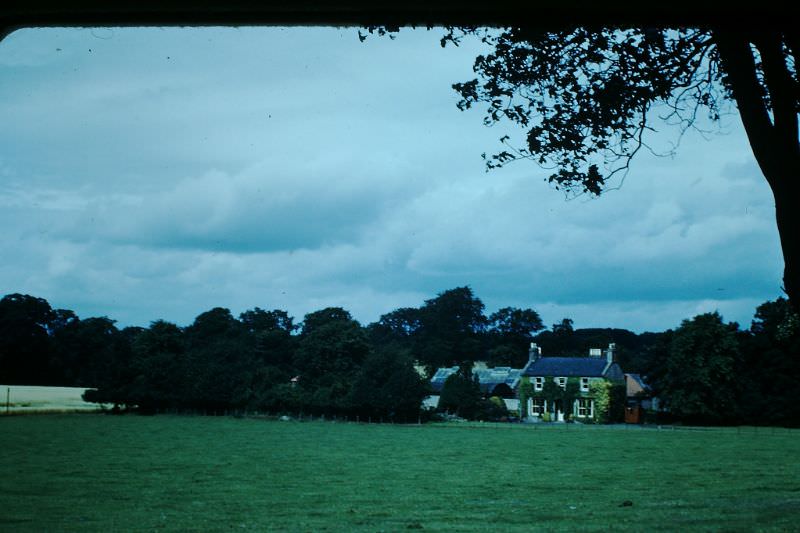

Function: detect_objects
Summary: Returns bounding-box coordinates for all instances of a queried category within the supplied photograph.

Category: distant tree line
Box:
[0,289,797,425]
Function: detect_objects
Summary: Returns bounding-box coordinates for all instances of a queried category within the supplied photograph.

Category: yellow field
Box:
[0,385,104,414]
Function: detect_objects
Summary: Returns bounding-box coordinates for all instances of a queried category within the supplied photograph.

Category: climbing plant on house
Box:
[590,381,626,424]
[519,376,581,420]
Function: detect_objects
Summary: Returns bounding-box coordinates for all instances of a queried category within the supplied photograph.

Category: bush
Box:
[590,381,626,424]
[438,371,483,419]
[476,397,509,421]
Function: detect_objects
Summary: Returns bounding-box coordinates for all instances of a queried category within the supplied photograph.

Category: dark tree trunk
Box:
[715,30,800,313]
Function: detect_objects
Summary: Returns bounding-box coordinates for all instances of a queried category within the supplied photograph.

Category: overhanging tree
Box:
[438,25,798,308]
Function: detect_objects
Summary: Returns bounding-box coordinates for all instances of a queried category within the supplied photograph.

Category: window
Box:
[533,377,543,391]
[580,377,589,392]
[557,377,566,389]
[577,398,592,417]
[531,398,545,416]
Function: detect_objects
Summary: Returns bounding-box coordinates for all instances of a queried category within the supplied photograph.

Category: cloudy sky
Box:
[0,27,784,332]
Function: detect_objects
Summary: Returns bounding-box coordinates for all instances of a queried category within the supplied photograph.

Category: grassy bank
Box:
[2,414,799,531]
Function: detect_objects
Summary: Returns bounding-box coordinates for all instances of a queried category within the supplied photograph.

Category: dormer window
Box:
[534,377,543,391]
[580,377,589,392]
[557,377,567,389]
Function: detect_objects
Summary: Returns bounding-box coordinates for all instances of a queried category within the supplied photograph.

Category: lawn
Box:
[1,415,799,531]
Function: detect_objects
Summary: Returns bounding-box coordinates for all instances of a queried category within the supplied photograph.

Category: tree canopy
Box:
[652,312,741,423]
[439,25,799,308]
[4,289,799,425]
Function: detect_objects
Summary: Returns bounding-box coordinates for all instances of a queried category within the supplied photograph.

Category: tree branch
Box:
[756,32,799,150]
[714,31,783,188]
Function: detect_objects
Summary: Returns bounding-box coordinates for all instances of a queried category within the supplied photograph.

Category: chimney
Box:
[528,342,541,363]
[606,343,616,363]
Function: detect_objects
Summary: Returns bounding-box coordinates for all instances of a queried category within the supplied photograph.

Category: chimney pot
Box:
[606,343,616,363]
[528,343,540,363]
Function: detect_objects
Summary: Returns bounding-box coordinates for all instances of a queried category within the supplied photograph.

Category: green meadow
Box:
[2,415,799,531]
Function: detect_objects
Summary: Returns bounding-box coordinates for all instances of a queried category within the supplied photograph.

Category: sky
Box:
[0,27,785,333]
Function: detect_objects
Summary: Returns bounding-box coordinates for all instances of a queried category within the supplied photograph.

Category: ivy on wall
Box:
[518,378,533,418]
[519,376,625,423]
[518,376,581,420]
[589,381,626,423]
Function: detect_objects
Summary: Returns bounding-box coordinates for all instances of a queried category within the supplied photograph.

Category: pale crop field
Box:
[0,385,103,413]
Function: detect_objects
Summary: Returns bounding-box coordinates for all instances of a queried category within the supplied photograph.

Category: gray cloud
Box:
[0,27,786,332]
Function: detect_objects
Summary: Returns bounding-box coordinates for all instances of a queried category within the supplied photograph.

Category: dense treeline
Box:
[642,300,800,426]
[0,289,798,425]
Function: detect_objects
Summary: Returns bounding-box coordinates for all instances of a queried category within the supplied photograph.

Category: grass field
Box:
[2,415,799,531]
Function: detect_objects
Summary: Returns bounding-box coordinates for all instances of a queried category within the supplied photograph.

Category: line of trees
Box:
[1,290,798,425]
[643,300,800,426]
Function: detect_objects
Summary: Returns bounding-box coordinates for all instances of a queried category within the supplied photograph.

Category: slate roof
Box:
[430,366,459,393]
[473,367,522,394]
[429,365,522,394]
[626,373,650,390]
[522,357,610,377]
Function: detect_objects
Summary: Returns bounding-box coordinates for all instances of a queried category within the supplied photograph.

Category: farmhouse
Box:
[520,343,624,422]
[426,343,626,422]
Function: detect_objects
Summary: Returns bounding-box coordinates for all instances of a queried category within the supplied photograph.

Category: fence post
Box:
[6,387,10,414]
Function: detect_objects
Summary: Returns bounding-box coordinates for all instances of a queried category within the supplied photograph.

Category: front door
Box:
[554,399,564,422]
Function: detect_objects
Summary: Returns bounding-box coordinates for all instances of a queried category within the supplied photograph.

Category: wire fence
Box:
[3,387,796,436]
[422,420,800,436]
[144,410,800,437]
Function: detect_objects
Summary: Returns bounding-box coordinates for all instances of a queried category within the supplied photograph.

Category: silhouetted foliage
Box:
[366,307,422,348]
[738,298,800,426]
[240,307,296,369]
[126,320,186,410]
[348,348,429,421]
[5,290,798,425]
[437,26,800,309]
[533,325,660,372]
[183,307,255,410]
[438,363,508,421]
[294,307,370,414]
[438,364,484,419]
[486,307,544,366]
[0,294,58,385]
[648,312,742,424]
[54,317,123,388]
[414,286,488,372]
